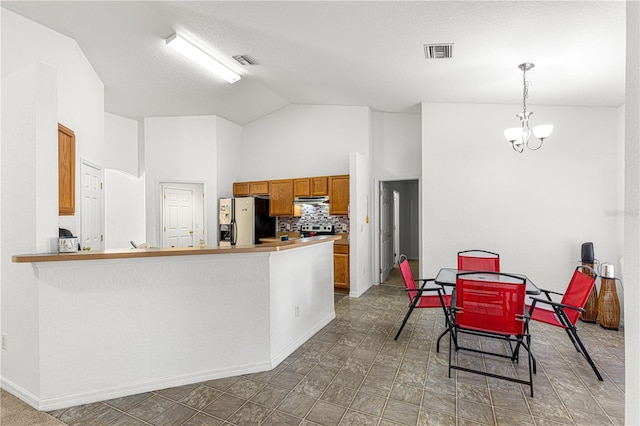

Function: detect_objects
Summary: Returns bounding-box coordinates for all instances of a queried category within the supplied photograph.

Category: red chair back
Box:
[455,272,526,336]
[561,267,597,325]
[458,250,500,272]
[399,256,418,302]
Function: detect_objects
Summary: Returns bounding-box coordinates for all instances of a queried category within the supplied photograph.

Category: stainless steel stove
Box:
[300,224,335,237]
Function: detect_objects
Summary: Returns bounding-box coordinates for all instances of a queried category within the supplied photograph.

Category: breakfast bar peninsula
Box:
[11,236,338,410]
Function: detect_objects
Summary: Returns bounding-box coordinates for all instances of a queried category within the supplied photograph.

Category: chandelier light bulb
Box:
[533,124,553,140]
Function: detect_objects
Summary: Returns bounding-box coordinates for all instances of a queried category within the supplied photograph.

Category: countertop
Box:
[12,235,340,263]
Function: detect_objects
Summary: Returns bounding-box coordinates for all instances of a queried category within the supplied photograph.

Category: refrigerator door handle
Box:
[231,220,237,245]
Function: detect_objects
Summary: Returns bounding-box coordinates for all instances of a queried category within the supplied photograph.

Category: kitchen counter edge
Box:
[12,235,341,263]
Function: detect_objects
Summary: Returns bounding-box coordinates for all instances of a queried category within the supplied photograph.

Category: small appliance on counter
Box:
[58,228,79,253]
[300,224,335,237]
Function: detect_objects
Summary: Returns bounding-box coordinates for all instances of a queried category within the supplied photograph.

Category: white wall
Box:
[216,116,243,199]
[1,9,106,238]
[241,104,370,179]
[372,111,421,179]
[104,113,145,249]
[422,102,620,294]
[1,10,105,399]
[104,169,145,249]
[624,1,640,422]
[105,112,139,176]
[350,152,374,297]
[1,63,58,400]
[144,116,217,247]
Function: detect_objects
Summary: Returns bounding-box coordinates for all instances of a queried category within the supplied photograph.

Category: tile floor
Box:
[3,282,626,426]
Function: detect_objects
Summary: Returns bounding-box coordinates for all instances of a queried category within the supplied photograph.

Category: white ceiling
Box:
[2,1,627,125]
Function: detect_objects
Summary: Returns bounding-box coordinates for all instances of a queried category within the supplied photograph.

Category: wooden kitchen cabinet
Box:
[294,178,311,197]
[269,179,298,217]
[294,176,328,197]
[233,182,250,196]
[233,180,269,197]
[333,243,350,292]
[58,123,75,216]
[328,175,349,215]
[249,181,269,195]
[311,176,328,195]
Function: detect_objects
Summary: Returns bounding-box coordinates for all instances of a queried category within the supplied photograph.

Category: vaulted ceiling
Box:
[2,1,626,125]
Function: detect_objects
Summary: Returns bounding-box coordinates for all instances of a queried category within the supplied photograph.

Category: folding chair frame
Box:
[448,272,536,397]
[528,266,603,381]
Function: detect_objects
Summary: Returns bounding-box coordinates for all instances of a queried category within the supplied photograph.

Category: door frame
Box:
[158,181,205,248]
[374,177,421,284]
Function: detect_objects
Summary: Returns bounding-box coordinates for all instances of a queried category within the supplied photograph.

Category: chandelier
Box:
[503,62,553,153]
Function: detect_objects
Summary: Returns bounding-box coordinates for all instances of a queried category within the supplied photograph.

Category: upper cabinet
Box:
[269,179,297,217]
[311,177,329,196]
[233,181,269,197]
[232,174,347,216]
[294,176,328,197]
[58,123,75,216]
[328,175,349,215]
[293,178,310,197]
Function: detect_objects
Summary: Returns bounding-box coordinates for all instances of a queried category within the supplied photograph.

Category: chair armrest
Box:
[416,278,449,294]
[529,297,585,313]
[405,286,443,294]
[535,288,564,302]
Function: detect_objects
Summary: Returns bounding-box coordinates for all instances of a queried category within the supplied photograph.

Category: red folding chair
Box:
[449,271,535,397]
[394,255,451,352]
[458,249,500,272]
[527,265,603,381]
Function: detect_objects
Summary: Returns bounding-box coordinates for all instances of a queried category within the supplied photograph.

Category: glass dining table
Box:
[434,268,541,295]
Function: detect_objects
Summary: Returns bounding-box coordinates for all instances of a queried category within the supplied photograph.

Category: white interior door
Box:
[379,182,394,282]
[393,190,400,265]
[162,186,194,248]
[81,160,104,250]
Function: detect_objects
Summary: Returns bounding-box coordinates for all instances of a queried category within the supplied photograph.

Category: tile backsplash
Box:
[277,204,349,233]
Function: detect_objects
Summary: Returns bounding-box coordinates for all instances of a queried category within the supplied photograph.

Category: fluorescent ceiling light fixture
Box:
[166,33,240,84]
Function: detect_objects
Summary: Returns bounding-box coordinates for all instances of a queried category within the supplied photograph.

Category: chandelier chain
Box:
[522,68,529,115]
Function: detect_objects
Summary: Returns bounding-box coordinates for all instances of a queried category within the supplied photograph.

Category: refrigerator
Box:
[219,197,276,246]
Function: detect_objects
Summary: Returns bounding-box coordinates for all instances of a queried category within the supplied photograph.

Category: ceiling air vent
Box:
[424,43,454,59]
[233,55,257,66]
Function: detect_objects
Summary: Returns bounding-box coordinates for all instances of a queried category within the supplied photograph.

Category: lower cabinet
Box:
[333,243,350,293]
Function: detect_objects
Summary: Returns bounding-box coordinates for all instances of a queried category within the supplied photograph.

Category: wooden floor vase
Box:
[580,262,598,323]
[598,277,620,330]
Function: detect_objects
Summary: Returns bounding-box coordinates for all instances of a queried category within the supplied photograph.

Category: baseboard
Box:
[0,378,41,409]
[2,361,272,412]
[2,314,338,412]
[270,311,336,367]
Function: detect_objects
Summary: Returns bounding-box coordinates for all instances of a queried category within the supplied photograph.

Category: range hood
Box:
[294,195,329,205]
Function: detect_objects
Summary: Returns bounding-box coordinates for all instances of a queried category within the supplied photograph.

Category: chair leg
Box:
[523,340,534,398]
[394,305,415,340]
[527,333,537,374]
[448,325,454,378]
[436,327,449,353]
[563,327,582,352]
[570,327,604,381]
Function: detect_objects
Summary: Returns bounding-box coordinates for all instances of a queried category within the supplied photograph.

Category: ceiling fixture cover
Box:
[504,62,553,153]
[166,33,241,84]
[424,43,454,59]
[233,55,257,66]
